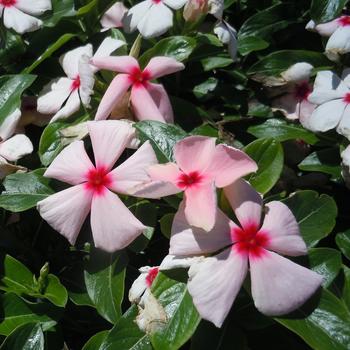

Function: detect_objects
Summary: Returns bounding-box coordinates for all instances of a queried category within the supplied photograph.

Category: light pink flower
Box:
[170,180,323,327]
[90,56,184,123]
[37,121,159,252]
[129,266,159,303]
[100,2,128,30]
[133,136,257,231]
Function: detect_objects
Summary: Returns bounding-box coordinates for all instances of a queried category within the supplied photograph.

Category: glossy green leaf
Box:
[342,266,350,310]
[43,0,76,27]
[310,0,348,23]
[238,37,269,56]
[282,191,337,247]
[0,169,54,212]
[82,331,108,350]
[244,138,284,194]
[0,323,44,350]
[84,249,127,324]
[135,121,187,162]
[336,230,350,260]
[193,77,218,98]
[150,272,201,350]
[201,57,233,71]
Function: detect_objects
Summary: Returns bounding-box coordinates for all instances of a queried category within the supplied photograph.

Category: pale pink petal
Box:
[78,55,94,106]
[0,109,21,141]
[261,201,307,256]
[250,250,323,316]
[188,248,248,328]
[174,136,216,174]
[336,104,350,139]
[90,56,139,74]
[306,18,340,37]
[205,144,257,188]
[326,26,350,61]
[108,141,158,194]
[163,0,187,9]
[272,93,299,120]
[184,183,217,231]
[88,120,134,171]
[90,189,146,252]
[100,2,128,29]
[95,74,132,121]
[147,83,174,123]
[299,99,316,125]
[148,162,181,183]
[3,7,42,33]
[123,0,153,33]
[37,184,93,245]
[224,179,263,230]
[49,89,81,123]
[0,134,33,162]
[15,0,52,15]
[170,203,234,256]
[44,140,94,185]
[145,57,185,80]
[131,85,167,122]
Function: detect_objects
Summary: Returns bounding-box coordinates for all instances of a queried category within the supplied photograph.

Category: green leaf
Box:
[43,275,68,308]
[248,119,319,144]
[43,0,76,27]
[336,230,350,260]
[282,191,337,247]
[193,77,218,98]
[244,138,284,194]
[139,36,196,66]
[238,37,269,56]
[135,121,187,162]
[201,57,233,71]
[0,169,54,212]
[0,75,36,125]
[99,305,152,350]
[150,272,201,350]
[0,293,60,336]
[160,213,174,239]
[342,266,350,310]
[309,248,342,287]
[277,289,350,350]
[0,323,44,350]
[310,0,348,23]
[84,249,127,324]
[82,331,109,350]
[0,32,26,68]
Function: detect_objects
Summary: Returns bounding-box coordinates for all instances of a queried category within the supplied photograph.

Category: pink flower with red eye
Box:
[132,135,257,232]
[37,121,159,252]
[90,55,184,123]
[169,179,323,328]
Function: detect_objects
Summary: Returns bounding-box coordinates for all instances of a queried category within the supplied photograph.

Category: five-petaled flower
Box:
[133,135,257,231]
[169,179,323,327]
[90,55,184,123]
[37,121,159,252]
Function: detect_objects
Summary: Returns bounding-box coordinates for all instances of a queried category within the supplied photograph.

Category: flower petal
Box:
[90,56,139,74]
[131,85,167,122]
[0,109,21,141]
[184,183,217,231]
[250,250,323,316]
[306,18,340,37]
[15,0,51,15]
[174,136,216,174]
[101,2,128,29]
[261,201,307,256]
[0,134,33,161]
[224,179,263,230]
[44,140,94,185]
[188,248,248,328]
[88,120,134,171]
[280,63,313,83]
[129,270,148,303]
[49,89,81,123]
[90,189,146,252]
[37,78,73,115]
[92,38,125,67]
[159,255,202,270]
[137,3,173,38]
[336,104,350,139]
[299,100,316,126]
[145,57,184,80]
[326,26,350,61]
[163,0,187,10]
[123,0,153,33]
[95,74,132,121]
[3,7,42,33]
[37,184,93,245]
[108,140,158,194]
[170,203,234,256]
[78,55,95,107]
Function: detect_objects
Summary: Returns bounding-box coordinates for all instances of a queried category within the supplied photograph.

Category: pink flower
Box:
[90,56,184,123]
[37,121,158,252]
[100,2,128,30]
[133,136,257,231]
[170,180,323,327]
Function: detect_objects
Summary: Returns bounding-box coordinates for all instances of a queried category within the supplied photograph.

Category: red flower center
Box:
[152,0,162,3]
[338,16,350,27]
[176,171,203,189]
[129,67,151,87]
[85,166,112,195]
[145,267,159,287]
[0,0,16,7]
[231,222,270,259]
[344,93,350,104]
[71,76,81,91]
[294,81,311,101]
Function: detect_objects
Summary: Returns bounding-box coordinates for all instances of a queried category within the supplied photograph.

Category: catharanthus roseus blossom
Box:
[170,180,323,327]
[100,2,128,30]
[122,0,187,38]
[37,121,159,252]
[134,136,257,231]
[214,21,237,61]
[37,38,125,123]
[0,0,51,34]
[90,55,184,123]
[306,16,350,61]
[304,70,350,139]
[183,0,208,22]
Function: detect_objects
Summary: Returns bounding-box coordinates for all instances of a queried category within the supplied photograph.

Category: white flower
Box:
[0,0,51,34]
[214,20,237,60]
[306,70,350,139]
[123,0,187,38]
[100,2,128,31]
[37,37,125,123]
